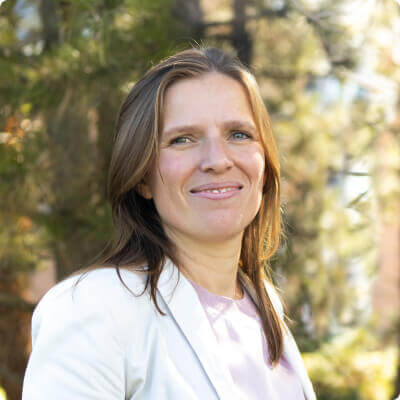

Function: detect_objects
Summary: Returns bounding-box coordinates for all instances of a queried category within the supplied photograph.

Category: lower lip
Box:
[190,188,242,200]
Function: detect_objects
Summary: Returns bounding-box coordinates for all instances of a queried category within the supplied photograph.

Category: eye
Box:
[169,131,253,145]
[231,131,252,140]
[169,136,192,145]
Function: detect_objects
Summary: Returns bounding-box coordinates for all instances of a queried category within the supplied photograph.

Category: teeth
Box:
[204,187,236,193]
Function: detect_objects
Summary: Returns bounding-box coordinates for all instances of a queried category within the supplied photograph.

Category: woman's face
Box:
[139,72,266,244]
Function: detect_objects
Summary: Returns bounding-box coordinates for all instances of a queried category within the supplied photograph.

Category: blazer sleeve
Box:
[22,279,126,400]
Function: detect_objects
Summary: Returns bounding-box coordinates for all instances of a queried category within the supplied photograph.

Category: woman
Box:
[22,47,316,399]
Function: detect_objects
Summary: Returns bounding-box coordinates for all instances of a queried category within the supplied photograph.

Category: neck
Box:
[165,228,244,300]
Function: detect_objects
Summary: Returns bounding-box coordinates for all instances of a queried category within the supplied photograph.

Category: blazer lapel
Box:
[157,257,238,400]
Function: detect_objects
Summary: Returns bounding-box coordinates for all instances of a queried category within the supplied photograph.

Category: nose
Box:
[199,136,234,173]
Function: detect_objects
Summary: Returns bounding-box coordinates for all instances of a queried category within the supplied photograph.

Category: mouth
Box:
[190,186,243,194]
[189,186,243,200]
[190,182,244,194]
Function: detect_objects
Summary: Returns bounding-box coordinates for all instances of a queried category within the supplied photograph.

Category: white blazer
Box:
[22,257,316,399]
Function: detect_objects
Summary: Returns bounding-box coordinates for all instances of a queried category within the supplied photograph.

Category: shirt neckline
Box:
[187,277,247,303]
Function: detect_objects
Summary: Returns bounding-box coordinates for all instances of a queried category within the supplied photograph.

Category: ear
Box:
[136,180,153,200]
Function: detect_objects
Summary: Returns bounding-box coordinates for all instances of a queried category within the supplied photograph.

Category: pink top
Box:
[189,279,305,400]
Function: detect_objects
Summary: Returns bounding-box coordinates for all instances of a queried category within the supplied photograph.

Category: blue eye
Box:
[170,136,191,144]
[169,131,252,145]
[232,131,252,140]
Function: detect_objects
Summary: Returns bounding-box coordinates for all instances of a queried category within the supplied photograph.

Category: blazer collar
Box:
[157,257,240,400]
[157,257,316,400]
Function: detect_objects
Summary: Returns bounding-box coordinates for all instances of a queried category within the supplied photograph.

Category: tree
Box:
[1,0,399,398]
[0,0,198,396]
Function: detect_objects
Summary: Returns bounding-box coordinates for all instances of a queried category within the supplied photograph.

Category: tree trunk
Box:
[172,0,204,41]
[232,0,253,67]
[39,0,59,51]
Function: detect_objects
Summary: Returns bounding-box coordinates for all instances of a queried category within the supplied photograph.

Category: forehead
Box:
[161,72,255,134]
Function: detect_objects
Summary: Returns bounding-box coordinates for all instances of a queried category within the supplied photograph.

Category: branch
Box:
[203,5,289,29]
[290,0,343,26]
[203,3,353,70]
[346,190,369,208]
[340,171,370,176]
[256,67,311,80]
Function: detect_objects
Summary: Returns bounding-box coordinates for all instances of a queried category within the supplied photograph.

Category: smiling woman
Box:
[137,72,266,247]
[22,47,317,400]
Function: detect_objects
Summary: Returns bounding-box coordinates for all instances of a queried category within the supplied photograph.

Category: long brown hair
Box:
[73,46,286,366]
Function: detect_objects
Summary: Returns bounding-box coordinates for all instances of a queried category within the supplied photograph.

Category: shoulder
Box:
[24,267,152,398]
[31,267,151,347]
[35,267,148,314]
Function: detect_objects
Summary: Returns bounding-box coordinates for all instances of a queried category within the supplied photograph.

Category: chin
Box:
[194,225,245,241]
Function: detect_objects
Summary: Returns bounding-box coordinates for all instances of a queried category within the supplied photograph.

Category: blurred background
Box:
[0,0,399,399]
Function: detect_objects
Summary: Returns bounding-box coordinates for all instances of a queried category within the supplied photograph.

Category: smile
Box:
[190,187,242,200]
[202,187,237,193]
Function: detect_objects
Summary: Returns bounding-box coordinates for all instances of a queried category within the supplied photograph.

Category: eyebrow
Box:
[162,120,258,139]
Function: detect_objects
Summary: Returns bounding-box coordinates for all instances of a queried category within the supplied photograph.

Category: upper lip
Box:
[190,181,243,193]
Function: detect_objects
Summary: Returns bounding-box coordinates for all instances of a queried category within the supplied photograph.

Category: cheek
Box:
[153,153,193,194]
[240,147,265,182]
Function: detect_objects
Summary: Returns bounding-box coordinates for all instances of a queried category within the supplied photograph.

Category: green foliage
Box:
[0,2,197,396]
[0,0,195,280]
[304,327,398,400]
[0,0,399,398]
